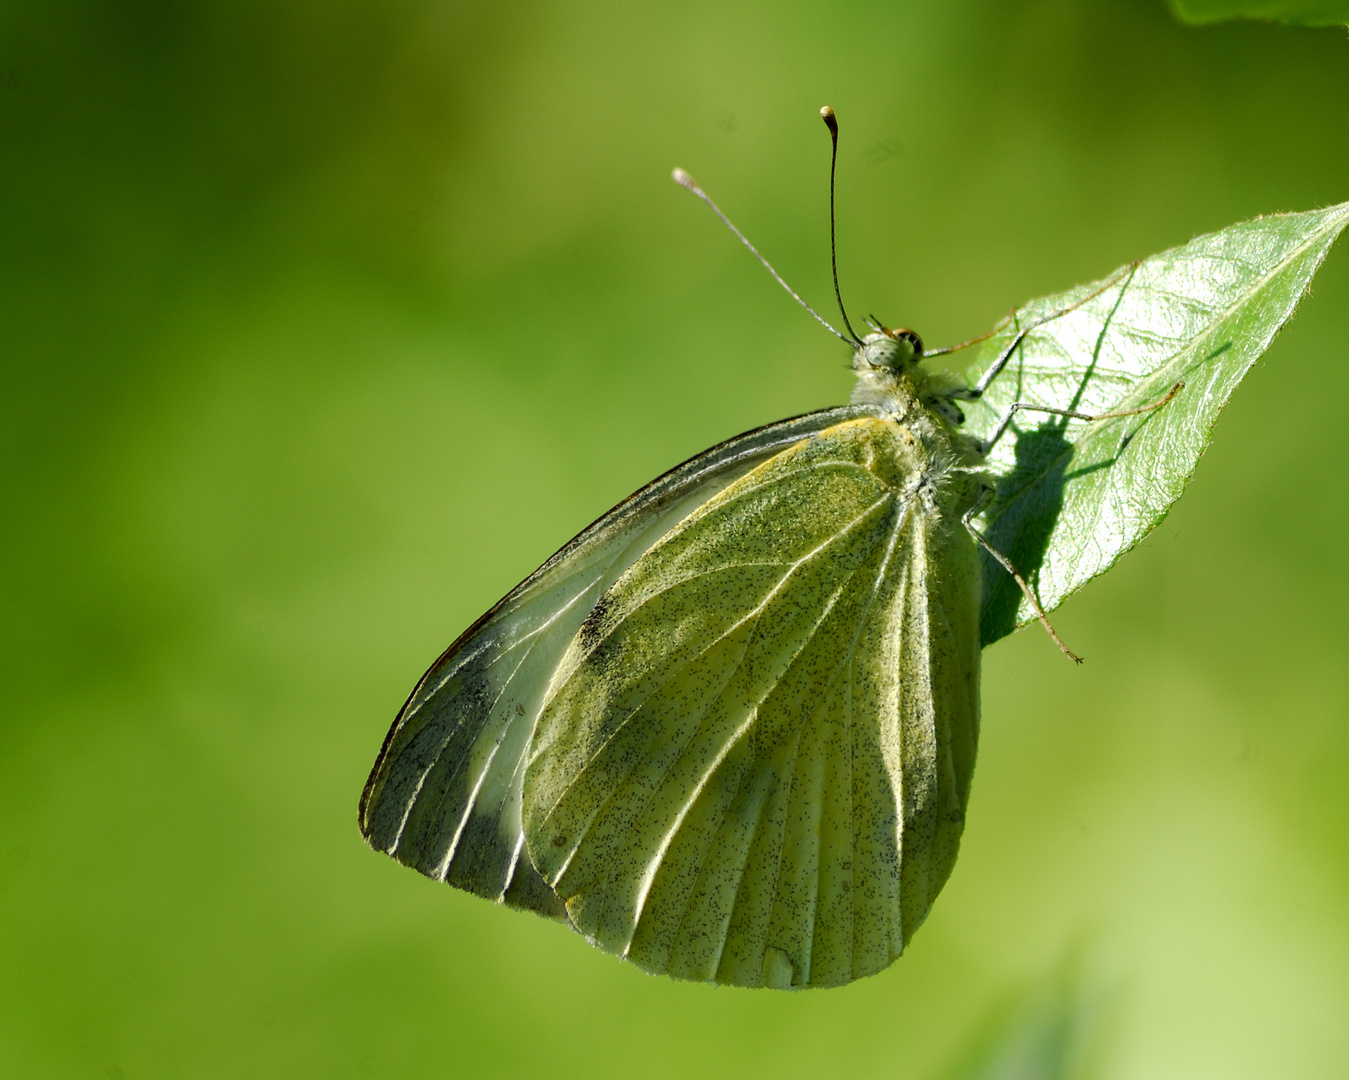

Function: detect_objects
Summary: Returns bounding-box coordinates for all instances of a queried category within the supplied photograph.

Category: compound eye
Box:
[893,328,924,358]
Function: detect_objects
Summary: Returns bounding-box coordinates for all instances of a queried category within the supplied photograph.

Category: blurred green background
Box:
[3,1,1348,1077]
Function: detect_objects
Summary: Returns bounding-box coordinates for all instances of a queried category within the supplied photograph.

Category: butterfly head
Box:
[849,325,940,415]
[853,327,924,374]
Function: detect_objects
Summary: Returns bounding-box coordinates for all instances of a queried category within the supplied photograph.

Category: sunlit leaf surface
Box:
[965,203,1349,647]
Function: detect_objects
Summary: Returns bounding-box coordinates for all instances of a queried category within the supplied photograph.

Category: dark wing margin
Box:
[358,404,883,919]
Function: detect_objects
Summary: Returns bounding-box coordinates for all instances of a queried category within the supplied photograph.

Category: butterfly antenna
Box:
[820,106,863,346]
[671,167,851,344]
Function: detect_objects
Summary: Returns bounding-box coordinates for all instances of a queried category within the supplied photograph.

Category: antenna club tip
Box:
[820,105,838,132]
[672,167,697,190]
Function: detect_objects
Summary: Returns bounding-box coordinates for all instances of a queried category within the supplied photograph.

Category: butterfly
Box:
[358,107,1179,989]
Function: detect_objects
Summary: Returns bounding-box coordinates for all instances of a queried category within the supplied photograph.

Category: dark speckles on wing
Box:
[577,593,612,651]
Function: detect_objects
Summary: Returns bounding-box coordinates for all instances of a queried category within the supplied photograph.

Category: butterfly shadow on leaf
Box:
[976,277,1137,649]
[980,419,1075,648]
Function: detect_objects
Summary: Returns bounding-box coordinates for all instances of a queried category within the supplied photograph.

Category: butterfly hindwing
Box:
[521,417,982,986]
[358,406,880,918]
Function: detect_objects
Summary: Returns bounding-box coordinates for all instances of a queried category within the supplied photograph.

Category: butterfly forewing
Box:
[521,418,982,986]
[358,406,880,918]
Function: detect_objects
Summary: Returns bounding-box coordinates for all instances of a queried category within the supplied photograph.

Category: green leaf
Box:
[1168,0,1349,28]
[969,202,1349,648]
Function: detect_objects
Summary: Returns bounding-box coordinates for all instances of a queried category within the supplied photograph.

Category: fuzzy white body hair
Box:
[849,361,984,483]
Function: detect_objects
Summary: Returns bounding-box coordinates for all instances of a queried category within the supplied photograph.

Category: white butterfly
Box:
[359,108,1177,988]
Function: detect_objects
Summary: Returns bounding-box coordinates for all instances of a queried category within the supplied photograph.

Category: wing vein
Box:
[813,496,909,979]
[560,497,893,909]
[532,494,895,836]
[393,632,542,857]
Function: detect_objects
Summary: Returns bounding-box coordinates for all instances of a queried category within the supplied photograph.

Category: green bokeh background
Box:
[4,1,1348,1077]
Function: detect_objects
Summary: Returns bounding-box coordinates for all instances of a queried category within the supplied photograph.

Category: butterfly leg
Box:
[963,490,1083,664]
[973,379,1183,456]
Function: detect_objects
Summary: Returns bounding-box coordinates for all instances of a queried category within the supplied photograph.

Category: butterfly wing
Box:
[521,417,982,986]
[359,405,879,918]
